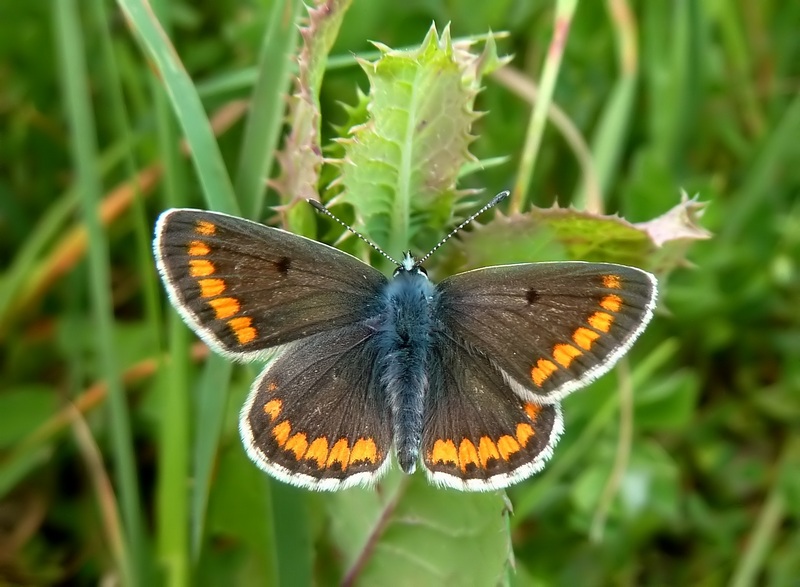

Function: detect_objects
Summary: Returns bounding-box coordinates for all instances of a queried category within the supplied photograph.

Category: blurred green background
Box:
[1,0,799,585]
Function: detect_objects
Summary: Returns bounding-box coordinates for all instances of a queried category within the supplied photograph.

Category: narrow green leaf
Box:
[191,357,234,559]
[235,0,303,221]
[116,0,239,215]
[572,75,637,210]
[55,1,147,582]
[510,0,578,212]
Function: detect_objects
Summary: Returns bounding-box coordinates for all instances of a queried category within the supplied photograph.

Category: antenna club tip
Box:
[308,199,326,212]
[491,190,511,205]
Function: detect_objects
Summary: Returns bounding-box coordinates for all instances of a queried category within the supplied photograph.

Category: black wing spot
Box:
[274,256,291,275]
[525,288,539,305]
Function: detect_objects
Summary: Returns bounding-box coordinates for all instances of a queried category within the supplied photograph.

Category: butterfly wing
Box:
[153,209,387,360]
[240,324,393,490]
[436,262,657,403]
[420,335,563,490]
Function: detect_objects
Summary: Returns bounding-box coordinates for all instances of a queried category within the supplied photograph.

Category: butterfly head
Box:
[393,251,428,279]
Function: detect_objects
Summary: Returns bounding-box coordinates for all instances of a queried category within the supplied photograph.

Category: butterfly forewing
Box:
[154,209,387,360]
[436,262,657,403]
[420,336,563,490]
[240,324,393,490]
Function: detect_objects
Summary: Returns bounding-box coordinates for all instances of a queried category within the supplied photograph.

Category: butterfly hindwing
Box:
[240,324,393,490]
[436,262,657,403]
[421,334,563,490]
[153,209,387,360]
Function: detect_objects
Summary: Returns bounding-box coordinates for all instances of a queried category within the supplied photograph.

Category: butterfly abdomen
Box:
[378,271,438,474]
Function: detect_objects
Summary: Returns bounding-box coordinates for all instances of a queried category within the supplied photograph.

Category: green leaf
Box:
[0,386,59,448]
[634,369,699,430]
[619,440,681,523]
[0,446,53,501]
[535,207,654,266]
[570,439,680,525]
[0,386,58,500]
[450,210,568,271]
[202,443,278,585]
[326,472,511,586]
[456,195,709,274]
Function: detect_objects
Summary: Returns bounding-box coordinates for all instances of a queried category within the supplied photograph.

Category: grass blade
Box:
[116,0,240,216]
[54,1,147,582]
[510,0,579,212]
[235,0,303,221]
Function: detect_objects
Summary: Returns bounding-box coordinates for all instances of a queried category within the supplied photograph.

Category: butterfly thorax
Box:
[378,261,437,474]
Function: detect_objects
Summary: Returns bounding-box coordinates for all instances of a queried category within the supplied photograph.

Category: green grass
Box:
[1,1,799,585]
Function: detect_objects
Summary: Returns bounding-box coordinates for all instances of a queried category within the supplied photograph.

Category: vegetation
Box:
[1,0,798,585]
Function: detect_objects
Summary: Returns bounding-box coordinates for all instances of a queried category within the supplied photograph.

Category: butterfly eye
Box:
[391,265,428,278]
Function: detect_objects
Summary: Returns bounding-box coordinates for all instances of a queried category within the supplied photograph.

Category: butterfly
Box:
[153,192,657,491]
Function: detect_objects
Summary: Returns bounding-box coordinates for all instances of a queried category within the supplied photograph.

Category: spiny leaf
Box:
[329,23,508,263]
[319,88,371,202]
[634,191,711,272]
[455,192,710,275]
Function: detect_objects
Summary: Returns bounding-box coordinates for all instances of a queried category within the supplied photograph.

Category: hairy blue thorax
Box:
[376,253,437,474]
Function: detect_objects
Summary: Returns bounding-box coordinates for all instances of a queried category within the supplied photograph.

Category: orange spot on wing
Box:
[531,358,558,386]
[458,439,479,472]
[189,259,215,277]
[263,399,282,421]
[516,423,535,447]
[285,433,308,460]
[600,294,623,312]
[326,439,350,469]
[429,439,458,466]
[195,220,216,235]
[271,421,291,447]
[573,327,600,350]
[497,435,521,460]
[524,403,541,421]
[267,381,278,392]
[209,297,240,319]
[588,311,614,333]
[351,438,379,464]
[304,437,329,468]
[478,436,500,468]
[198,278,225,297]
[228,316,257,344]
[553,343,582,368]
[603,274,621,289]
[188,240,210,256]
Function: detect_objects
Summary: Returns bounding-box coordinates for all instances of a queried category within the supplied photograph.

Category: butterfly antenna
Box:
[415,190,510,266]
[308,199,400,266]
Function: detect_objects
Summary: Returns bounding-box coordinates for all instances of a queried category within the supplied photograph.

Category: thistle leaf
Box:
[455,192,710,275]
[330,24,508,262]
